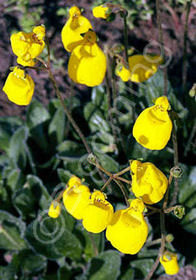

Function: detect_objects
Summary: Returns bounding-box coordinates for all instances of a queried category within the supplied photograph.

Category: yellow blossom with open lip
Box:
[3,67,34,106]
[48,201,61,218]
[63,180,90,220]
[128,54,163,83]
[10,25,45,66]
[130,160,168,204]
[160,251,180,275]
[106,198,148,254]
[61,6,92,52]
[92,5,110,19]
[68,30,107,87]
[82,190,114,233]
[133,96,172,150]
[116,64,131,82]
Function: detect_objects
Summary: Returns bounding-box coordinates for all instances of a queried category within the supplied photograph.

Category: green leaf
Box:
[0,116,23,152]
[57,140,86,158]
[88,250,121,280]
[58,266,72,280]
[49,106,66,145]
[25,209,81,260]
[0,210,27,250]
[179,166,196,234]
[138,69,188,118]
[130,259,155,278]
[84,103,110,133]
[95,152,119,173]
[6,168,21,192]
[9,126,29,169]
[57,169,72,184]
[120,268,135,280]
[11,249,47,275]
[74,224,104,262]
[27,99,50,152]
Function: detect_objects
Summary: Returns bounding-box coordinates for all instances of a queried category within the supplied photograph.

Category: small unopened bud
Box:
[170,166,183,178]
[189,83,196,98]
[166,234,174,243]
[87,153,98,165]
[174,205,185,219]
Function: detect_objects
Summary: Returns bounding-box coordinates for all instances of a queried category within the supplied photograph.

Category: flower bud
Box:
[170,166,183,178]
[92,5,110,19]
[3,67,34,106]
[174,205,185,219]
[116,64,130,82]
[160,251,180,275]
[48,201,61,218]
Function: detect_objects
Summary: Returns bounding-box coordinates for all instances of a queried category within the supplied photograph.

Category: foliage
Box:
[1,0,196,279]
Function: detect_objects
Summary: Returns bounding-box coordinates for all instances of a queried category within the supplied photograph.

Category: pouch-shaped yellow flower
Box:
[48,201,61,218]
[130,160,168,204]
[3,67,34,106]
[68,30,107,87]
[61,6,92,52]
[133,96,172,150]
[106,198,148,254]
[128,54,163,83]
[82,190,114,233]
[160,251,180,275]
[92,5,109,19]
[63,182,90,220]
[116,65,131,82]
[10,26,45,66]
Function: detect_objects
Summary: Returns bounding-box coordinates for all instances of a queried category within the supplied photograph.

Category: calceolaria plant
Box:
[1,2,195,280]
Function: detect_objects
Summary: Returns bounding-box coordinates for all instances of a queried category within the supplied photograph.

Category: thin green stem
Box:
[123,14,129,63]
[156,0,167,96]
[145,211,166,280]
[48,71,92,154]
[114,179,130,206]
[101,177,113,192]
[114,166,130,176]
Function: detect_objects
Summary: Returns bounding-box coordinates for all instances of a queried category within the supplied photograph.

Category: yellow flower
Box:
[92,5,110,19]
[3,67,34,106]
[133,96,172,150]
[61,6,92,52]
[82,190,114,233]
[10,25,45,66]
[48,201,61,218]
[68,30,107,87]
[128,54,163,83]
[106,198,148,254]
[160,251,180,275]
[130,160,168,204]
[67,175,82,188]
[116,64,130,82]
[63,180,90,220]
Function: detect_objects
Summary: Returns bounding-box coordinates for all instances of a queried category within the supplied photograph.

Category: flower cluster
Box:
[2,25,45,105]
[61,6,107,87]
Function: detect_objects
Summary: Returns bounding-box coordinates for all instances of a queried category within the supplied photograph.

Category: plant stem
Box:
[48,71,92,154]
[145,211,166,280]
[114,179,130,206]
[182,0,193,95]
[123,14,129,63]
[156,0,167,96]
[114,166,130,176]
[101,177,113,192]
[169,120,179,207]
